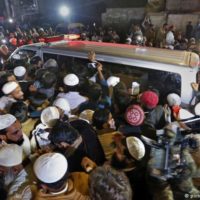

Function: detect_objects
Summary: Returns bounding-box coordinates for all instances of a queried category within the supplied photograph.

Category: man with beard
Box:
[0,144,32,199]
[0,81,24,113]
[0,114,31,158]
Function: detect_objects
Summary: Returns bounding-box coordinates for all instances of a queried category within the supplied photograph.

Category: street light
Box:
[59,5,70,17]
[8,18,13,23]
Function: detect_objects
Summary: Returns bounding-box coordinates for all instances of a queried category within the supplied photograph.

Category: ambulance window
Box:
[17,49,36,59]
[101,61,181,103]
[43,53,80,71]
[72,57,88,66]
[43,53,57,62]
[56,55,73,68]
[55,56,89,73]
[42,54,87,73]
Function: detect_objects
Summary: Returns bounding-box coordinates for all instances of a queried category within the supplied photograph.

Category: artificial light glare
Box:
[8,18,13,23]
[59,6,70,17]
[1,39,7,44]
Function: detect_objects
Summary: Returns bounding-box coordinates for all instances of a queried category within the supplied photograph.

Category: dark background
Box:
[38,0,147,24]
[0,0,147,24]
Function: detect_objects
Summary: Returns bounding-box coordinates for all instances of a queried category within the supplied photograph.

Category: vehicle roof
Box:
[21,40,199,67]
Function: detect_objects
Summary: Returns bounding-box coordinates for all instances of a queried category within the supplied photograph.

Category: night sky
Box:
[0,0,147,23]
[38,0,147,23]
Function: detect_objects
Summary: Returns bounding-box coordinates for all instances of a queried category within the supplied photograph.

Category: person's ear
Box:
[0,134,7,142]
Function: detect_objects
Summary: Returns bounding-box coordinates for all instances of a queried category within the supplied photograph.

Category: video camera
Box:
[146,124,198,181]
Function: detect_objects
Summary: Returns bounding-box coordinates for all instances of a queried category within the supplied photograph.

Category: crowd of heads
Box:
[0,18,199,63]
[0,22,200,199]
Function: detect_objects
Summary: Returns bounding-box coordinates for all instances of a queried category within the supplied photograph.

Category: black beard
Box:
[7,138,24,146]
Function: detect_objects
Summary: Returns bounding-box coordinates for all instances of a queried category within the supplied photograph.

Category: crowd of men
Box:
[0,17,200,54]
[0,20,200,200]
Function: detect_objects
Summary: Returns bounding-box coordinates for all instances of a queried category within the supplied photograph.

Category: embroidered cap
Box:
[125,105,144,126]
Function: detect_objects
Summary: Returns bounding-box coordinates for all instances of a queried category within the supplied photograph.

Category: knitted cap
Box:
[140,91,158,109]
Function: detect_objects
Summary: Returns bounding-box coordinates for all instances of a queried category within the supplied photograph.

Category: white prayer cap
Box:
[53,98,70,115]
[12,54,21,60]
[14,66,26,77]
[179,108,194,120]
[194,103,200,115]
[126,137,145,160]
[132,82,140,87]
[79,109,94,124]
[0,144,23,167]
[63,74,79,86]
[0,114,16,130]
[40,106,60,128]
[167,93,181,107]
[34,153,68,183]
[2,81,19,95]
[43,59,58,68]
[107,76,120,87]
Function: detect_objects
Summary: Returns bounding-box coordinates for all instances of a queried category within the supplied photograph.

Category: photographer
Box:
[147,123,200,200]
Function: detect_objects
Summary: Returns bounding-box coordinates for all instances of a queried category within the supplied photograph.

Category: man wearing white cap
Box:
[52,97,80,122]
[57,73,87,111]
[0,144,32,199]
[108,134,148,199]
[111,135,145,171]
[13,66,31,98]
[0,81,24,112]
[33,152,90,199]
[0,114,31,157]
[166,93,197,129]
[30,106,60,152]
[13,66,26,80]
[53,97,72,120]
